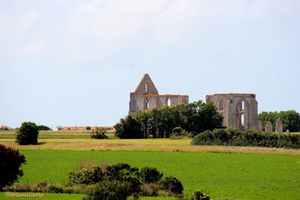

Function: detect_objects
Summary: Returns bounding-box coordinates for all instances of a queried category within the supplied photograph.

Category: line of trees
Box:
[114,101,223,139]
[259,110,300,132]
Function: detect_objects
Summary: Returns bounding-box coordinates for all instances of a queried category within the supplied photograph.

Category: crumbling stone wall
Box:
[129,74,189,115]
[206,93,258,130]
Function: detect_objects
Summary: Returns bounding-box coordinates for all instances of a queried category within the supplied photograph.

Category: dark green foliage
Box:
[83,180,132,200]
[67,167,103,185]
[65,163,187,199]
[140,167,163,183]
[47,185,64,193]
[259,110,300,132]
[190,191,210,200]
[16,122,39,145]
[86,126,91,130]
[0,144,26,190]
[114,115,143,138]
[192,129,300,149]
[105,163,141,193]
[160,176,183,195]
[90,128,108,139]
[37,125,52,131]
[114,101,223,138]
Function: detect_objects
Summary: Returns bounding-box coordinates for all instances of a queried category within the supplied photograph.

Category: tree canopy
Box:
[114,100,223,138]
[259,110,300,132]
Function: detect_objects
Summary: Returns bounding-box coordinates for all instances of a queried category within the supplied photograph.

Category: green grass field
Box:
[1,149,298,200]
[1,131,300,200]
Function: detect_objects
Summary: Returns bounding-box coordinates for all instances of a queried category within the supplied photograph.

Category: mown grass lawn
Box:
[3,149,298,200]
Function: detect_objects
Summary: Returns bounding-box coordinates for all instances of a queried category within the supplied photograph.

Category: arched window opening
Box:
[241,113,245,129]
[145,83,148,94]
[167,98,171,106]
[219,99,224,111]
[144,98,150,110]
[242,100,245,111]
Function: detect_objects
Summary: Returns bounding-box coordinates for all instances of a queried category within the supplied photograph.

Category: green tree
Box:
[0,144,26,190]
[114,101,223,138]
[259,110,300,132]
[37,125,51,131]
[16,122,39,145]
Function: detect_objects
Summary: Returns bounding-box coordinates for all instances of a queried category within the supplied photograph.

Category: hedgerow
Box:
[192,129,300,149]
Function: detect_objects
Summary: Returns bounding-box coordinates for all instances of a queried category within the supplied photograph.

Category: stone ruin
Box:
[206,93,259,130]
[258,118,283,133]
[275,118,283,132]
[129,74,261,131]
[129,74,189,115]
[265,121,273,132]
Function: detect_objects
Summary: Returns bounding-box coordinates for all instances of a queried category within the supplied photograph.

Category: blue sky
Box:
[1,0,300,128]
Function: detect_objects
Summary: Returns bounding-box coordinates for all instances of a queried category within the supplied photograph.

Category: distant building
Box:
[206,93,258,130]
[129,74,189,115]
[60,126,115,132]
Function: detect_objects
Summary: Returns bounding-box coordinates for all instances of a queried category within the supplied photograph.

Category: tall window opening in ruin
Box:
[240,100,247,129]
[145,83,148,94]
[219,99,224,111]
[167,97,171,106]
[144,98,150,110]
[241,113,245,128]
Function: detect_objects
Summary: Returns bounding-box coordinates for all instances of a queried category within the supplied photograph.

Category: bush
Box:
[67,166,103,185]
[192,128,300,149]
[140,167,163,183]
[16,122,39,145]
[139,183,160,196]
[83,180,132,200]
[160,176,183,195]
[47,185,64,193]
[91,128,108,139]
[170,127,192,139]
[190,191,210,200]
[0,144,26,190]
[65,163,187,198]
[105,163,141,193]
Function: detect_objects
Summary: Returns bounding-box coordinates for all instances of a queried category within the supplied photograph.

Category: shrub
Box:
[105,163,141,193]
[16,122,39,145]
[67,166,103,185]
[140,167,163,183]
[140,183,160,196]
[190,191,210,200]
[0,144,26,190]
[47,185,64,193]
[91,128,108,139]
[86,126,91,130]
[83,180,132,200]
[160,176,183,195]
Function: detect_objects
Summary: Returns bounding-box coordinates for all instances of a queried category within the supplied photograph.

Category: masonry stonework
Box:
[206,93,258,130]
[129,74,189,115]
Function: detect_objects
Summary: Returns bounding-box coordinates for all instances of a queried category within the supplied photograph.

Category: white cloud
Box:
[16,11,39,34]
[0,10,39,34]
[17,41,49,57]
[59,0,240,61]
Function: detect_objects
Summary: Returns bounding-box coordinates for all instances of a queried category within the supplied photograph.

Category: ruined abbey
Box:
[129,74,259,130]
[129,74,189,115]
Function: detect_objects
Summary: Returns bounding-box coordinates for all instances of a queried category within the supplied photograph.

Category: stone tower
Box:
[129,74,189,115]
[206,93,258,130]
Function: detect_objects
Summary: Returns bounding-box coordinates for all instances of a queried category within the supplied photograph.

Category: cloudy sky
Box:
[1,0,300,128]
